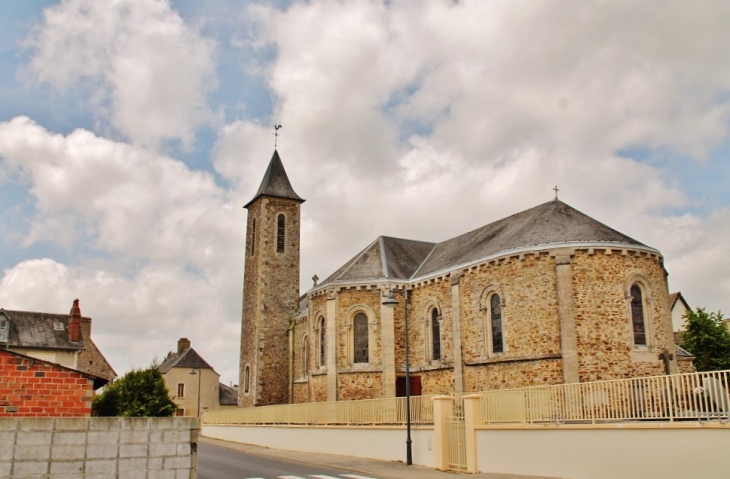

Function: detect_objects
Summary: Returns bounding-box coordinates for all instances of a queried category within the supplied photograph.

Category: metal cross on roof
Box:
[274,124,282,148]
[553,185,559,200]
[312,274,319,287]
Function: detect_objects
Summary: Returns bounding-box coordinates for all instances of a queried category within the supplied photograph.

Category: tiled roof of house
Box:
[244,150,304,208]
[313,199,651,291]
[219,383,238,406]
[0,309,85,350]
[157,347,216,374]
[669,292,691,312]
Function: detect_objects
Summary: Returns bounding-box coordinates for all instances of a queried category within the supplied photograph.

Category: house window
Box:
[0,320,8,342]
[244,365,250,394]
[177,383,185,398]
[431,308,441,361]
[353,312,369,363]
[631,284,646,346]
[176,408,185,417]
[250,218,256,256]
[490,294,503,354]
[277,214,285,253]
[319,317,327,367]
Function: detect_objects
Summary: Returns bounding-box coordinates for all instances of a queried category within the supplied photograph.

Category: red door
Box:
[396,376,421,397]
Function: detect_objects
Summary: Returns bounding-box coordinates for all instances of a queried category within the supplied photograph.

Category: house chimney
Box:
[178,337,191,354]
[68,299,81,343]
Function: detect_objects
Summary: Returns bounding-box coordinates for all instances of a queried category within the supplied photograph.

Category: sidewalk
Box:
[199,436,561,479]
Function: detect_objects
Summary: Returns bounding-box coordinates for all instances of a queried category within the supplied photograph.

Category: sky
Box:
[1,0,730,386]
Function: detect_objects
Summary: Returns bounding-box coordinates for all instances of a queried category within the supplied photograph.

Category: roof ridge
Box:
[331,237,381,283]
[379,236,389,279]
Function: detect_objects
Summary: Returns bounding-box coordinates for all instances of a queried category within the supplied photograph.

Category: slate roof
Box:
[157,347,217,374]
[317,236,436,288]
[314,199,652,290]
[675,344,695,359]
[219,383,238,406]
[244,150,304,208]
[0,309,84,350]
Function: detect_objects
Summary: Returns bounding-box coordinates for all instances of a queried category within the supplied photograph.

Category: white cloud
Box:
[24,0,217,147]
[226,0,730,311]
[0,258,242,383]
[0,116,241,266]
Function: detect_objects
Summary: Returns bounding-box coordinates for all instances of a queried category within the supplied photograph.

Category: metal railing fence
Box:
[478,369,730,424]
[202,394,434,426]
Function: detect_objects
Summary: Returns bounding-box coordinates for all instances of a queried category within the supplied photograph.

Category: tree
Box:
[92,363,176,417]
[679,308,730,372]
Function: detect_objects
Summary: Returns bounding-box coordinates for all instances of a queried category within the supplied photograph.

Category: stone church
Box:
[239,150,680,407]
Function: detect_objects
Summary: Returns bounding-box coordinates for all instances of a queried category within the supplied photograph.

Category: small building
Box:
[669,292,692,334]
[0,349,97,417]
[0,299,116,390]
[158,338,238,416]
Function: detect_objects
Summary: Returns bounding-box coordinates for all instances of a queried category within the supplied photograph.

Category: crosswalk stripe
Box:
[341,475,378,479]
[278,476,307,479]
[309,476,342,479]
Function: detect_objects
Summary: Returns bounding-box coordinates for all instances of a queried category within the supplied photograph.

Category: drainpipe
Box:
[288,317,296,404]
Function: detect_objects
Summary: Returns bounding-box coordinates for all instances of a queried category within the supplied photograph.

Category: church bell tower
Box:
[239,150,304,407]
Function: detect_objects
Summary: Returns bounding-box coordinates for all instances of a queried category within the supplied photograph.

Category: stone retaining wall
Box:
[0,417,198,478]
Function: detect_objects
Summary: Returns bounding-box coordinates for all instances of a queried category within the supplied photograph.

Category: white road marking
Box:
[309,476,345,479]
[341,475,378,479]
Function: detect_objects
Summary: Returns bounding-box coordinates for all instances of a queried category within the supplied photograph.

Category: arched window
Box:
[431,308,441,361]
[250,218,256,256]
[301,335,309,378]
[630,284,646,346]
[244,365,250,394]
[276,214,285,253]
[353,312,369,363]
[319,317,326,367]
[490,294,503,354]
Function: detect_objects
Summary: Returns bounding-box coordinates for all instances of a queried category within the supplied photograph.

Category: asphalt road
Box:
[197,441,380,479]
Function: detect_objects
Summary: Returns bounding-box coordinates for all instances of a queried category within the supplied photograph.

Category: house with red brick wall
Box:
[0,349,96,417]
[0,299,116,389]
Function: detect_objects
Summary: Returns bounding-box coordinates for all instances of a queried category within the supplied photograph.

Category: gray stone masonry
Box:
[0,417,198,479]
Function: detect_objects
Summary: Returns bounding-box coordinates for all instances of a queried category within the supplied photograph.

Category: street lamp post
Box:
[189,369,202,417]
[382,288,412,466]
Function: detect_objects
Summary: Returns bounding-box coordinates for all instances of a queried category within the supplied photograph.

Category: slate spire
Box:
[244,150,304,208]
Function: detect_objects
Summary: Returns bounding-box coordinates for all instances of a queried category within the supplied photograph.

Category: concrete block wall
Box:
[0,417,198,478]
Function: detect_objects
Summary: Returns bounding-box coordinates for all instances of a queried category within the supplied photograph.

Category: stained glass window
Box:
[319,318,326,366]
[491,294,503,353]
[631,285,646,345]
[353,313,369,363]
[431,308,441,360]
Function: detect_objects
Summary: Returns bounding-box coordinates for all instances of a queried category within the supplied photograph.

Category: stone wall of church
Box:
[338,372,384,400]
[406,280,454,371]
[310,374,328,402]
[572,249,673,382]
[335,289,382,369]
[293,383,308,403]
[459,252,562,388]
[417,368,454,396]
[464,358,565,391]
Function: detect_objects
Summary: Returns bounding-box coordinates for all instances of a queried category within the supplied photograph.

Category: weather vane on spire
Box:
[274,125,282,148]
[553,185,560,200]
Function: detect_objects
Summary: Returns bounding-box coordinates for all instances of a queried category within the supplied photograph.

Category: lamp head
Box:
[382,291,399,308]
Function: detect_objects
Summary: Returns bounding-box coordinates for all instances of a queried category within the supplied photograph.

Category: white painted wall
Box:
[475,425,729,479]
[203,424,435,468]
